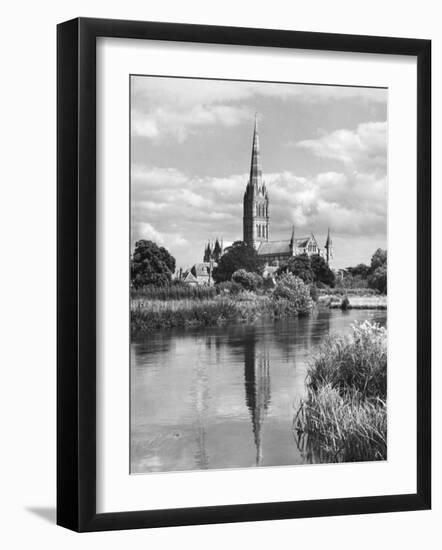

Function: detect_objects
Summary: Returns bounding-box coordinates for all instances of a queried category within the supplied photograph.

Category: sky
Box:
[131,76,387,270]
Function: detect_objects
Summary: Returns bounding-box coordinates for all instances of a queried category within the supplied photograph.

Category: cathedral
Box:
[202,115,333,269]
[243,115,333,266]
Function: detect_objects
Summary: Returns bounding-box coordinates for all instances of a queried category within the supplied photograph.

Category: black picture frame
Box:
[57,17,431,532]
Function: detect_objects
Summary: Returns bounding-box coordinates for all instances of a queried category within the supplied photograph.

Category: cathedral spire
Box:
[325,228,333,264]
[243,115,269,248]
[249,113,262,191]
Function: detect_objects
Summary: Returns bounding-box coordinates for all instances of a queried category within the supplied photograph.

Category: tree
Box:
[232,269,263,291]
[310,254,335,286]
[131,240,176,288]
[213,241,263,283]
[368,264,387,294]
[277,253,314,284]
[370,249,387,272]
[368,249,387,294]
[346,263,370,279]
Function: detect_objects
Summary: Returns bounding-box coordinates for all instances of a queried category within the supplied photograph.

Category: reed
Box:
[131,294,272,333]
[131,283,217,301]
[294,320,387,463]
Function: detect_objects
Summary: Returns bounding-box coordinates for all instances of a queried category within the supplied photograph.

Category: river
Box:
[131,308,387,474]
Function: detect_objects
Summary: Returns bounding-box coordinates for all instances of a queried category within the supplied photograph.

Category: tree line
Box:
[130,239,387,294]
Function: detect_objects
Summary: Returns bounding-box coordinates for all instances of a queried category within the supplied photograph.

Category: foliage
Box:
[336,273,369,289]
[215,281,243,295]
[232,269,263,291]
[368,264,387,294]
[310,254,335,286]
[213,241,264,283]
[131,294,271,333]
[368,249,387,294]
[346,263,370,279]
[309,284,318,303]
[304,320,387,399]
[294,321,387,462]
[273,273,313,315]
[277,253,314,284]
[370,249,387,272]
[295,386,387,463]
[131,240,176,289]
[131,282,217,301]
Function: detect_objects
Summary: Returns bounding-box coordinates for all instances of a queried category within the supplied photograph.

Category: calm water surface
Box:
[131,308,387,473]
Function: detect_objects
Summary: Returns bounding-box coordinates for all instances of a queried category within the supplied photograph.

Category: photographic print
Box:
[130,76,388,474]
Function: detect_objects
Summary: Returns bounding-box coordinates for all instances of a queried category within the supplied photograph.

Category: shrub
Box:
[232,269,263,291]
[215,280,242,295]
[309,284,318,303]
[273,273,313,315]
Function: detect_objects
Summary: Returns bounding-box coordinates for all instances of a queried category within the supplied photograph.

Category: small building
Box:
[183,261,217,286]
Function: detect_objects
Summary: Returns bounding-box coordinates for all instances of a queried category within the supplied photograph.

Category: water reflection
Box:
[243,333,271,466]
[131,308,387,473]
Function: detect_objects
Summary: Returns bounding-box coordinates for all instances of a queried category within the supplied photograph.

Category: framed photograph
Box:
[57,17,431,532]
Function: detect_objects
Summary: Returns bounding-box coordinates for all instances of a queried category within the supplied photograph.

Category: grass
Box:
[294,320,387,463]
[131,275,314,333]
[131,283,217,301]
[131,293,273,333]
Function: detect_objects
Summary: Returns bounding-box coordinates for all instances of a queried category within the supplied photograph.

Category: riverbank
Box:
[131,274,314,333]
[319,294,387,310]
[294,320,387,463]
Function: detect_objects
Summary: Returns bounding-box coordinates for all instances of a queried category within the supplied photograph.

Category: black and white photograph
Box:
[130,75,388,474]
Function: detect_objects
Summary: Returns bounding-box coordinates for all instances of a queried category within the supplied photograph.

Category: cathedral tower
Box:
[243,115,269,248]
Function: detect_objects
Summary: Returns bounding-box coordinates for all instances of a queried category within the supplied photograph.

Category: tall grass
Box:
[131,283,217,301]
[131,294,272,333]
[131,275,314,333]
[294,321,387,463]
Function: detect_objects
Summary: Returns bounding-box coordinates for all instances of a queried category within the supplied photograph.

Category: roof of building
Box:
[190,262,218,278]
[258,240,291,256]
[294,236,311,248]
[183,271,198,283]
[257,236,315,256]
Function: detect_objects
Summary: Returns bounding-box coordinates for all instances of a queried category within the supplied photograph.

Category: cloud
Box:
[132,76,387,142]
[131,163,386,269]
[296,121,387,172]
[132,104,251,142]
[134,222,165,245]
